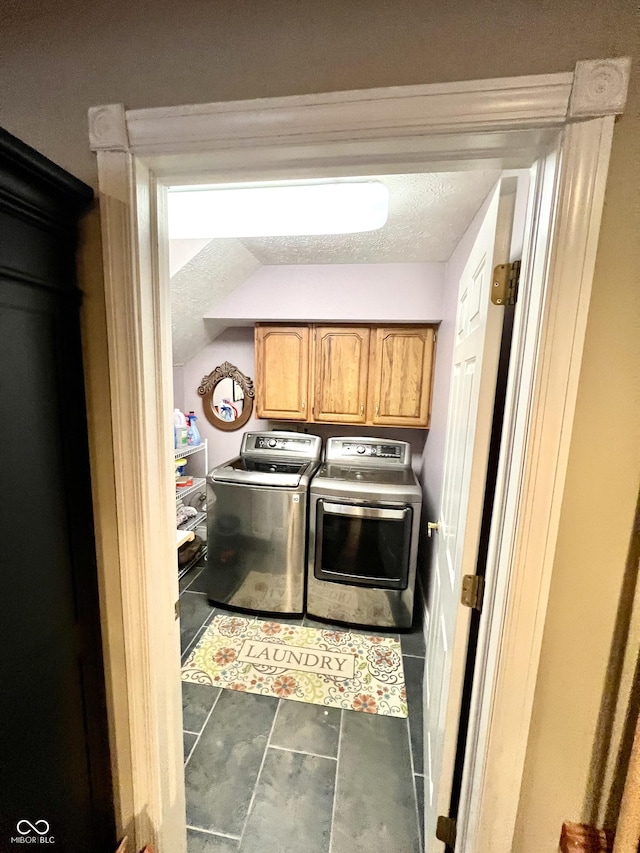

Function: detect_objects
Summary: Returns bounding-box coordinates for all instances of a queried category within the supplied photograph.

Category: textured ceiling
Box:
[170,170,501,363]
[238,171,501,264]
[170,240,260,365]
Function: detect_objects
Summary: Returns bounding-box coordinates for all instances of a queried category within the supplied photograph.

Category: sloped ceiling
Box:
[170,240,260,365]
[170,170,501,364]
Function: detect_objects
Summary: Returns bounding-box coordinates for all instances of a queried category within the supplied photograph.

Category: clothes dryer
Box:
[307,437,422,628]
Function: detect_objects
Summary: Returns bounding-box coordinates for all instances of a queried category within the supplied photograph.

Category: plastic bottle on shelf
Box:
[173,409,188,448]
[186,412,201,446]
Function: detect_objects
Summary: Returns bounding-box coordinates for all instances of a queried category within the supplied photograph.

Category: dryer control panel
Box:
[326,437,411,467]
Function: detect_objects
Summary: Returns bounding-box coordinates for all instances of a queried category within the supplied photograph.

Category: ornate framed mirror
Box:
[197,362,255,431]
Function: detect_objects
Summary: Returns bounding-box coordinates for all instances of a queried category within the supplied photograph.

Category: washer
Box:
[307,436,422,629]
[206,430,322,615]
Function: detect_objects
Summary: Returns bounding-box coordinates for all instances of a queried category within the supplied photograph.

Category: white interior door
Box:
[423,180,516,851]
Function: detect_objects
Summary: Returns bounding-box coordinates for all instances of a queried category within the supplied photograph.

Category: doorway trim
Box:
[87,58,629,852]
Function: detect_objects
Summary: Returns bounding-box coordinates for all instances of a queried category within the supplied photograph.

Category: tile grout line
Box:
[183,729,200,736]
[183,687,223,769]
[237,697,283,846]
[406,713,423,851]
[180,566,203,592]
[181,610,216,662]
[186,825,241,841]
[269,743,337,762]
[402,652,426,660]
[328,710,344,853]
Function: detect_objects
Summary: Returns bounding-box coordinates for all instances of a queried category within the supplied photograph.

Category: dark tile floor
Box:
[179,564,425,853]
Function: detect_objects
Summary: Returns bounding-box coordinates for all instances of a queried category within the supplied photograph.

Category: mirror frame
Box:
[197,361,255,431]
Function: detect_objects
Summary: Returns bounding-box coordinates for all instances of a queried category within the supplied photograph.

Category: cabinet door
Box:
[255,325,309,419]
[368,326,435,427]
[313,326,370,423]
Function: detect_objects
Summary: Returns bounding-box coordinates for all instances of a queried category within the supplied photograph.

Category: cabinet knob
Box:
[301,399,306,411]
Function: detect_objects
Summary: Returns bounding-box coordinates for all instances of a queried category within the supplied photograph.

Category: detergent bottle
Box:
[186,412,201,446]
[173,409,188,448]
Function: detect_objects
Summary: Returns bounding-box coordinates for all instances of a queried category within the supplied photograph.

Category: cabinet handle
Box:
[301,399,306,411]
[360,403,364,415]
[375,403,379,416]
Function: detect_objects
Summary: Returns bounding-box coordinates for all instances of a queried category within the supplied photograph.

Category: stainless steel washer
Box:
[307,437,422,629]
[206,431,322,615]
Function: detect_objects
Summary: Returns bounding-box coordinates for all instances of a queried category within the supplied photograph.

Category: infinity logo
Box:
[16,821,50,836]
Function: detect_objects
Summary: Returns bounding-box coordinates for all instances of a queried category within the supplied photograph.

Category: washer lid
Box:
[210,456,316,487]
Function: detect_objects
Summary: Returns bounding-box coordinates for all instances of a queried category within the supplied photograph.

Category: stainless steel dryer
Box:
[307,437,422,629]
[206,431,322,615]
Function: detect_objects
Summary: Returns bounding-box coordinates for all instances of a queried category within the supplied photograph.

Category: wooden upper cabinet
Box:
[255,325,309,420]
[254,323,437,428]
[313,326,370,423]
[368,326,435,427]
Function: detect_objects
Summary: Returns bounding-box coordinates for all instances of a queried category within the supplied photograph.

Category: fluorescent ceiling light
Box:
[168,181,389,239]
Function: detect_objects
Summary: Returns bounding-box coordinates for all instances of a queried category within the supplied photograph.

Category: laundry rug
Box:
[182,613,408,718]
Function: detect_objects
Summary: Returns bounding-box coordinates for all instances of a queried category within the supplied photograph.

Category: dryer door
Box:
[314,500,412,590]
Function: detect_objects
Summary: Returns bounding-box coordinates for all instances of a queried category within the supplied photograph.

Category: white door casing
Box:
[86,59,629,853]
[423,181,516,849]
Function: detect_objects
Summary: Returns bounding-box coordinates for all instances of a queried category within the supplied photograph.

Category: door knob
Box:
[427,521,440,538]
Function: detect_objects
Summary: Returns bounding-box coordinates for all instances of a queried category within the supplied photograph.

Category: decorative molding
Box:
[569,57,631,119]
[0,265,82,300]
[88,104,130,152]
[124,73,575,157]
[0,187,72,234]
[197,361,255,398]
[0,126,92,203]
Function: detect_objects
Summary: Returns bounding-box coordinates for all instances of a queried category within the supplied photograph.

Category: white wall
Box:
[180,327,268,468]
[172,365,184,412]
[206,262,444,327]
[204,261,445,339]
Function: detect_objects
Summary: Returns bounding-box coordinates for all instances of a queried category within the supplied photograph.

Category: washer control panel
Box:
[255,435,311,451]
[241,431,322,461]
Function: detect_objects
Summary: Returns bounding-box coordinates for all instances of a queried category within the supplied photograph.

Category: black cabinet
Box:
[0,129,114,850]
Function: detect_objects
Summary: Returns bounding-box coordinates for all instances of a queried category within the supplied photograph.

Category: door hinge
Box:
[491,260,521,306]
[436,815,457,848]
[461,574,485,611]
